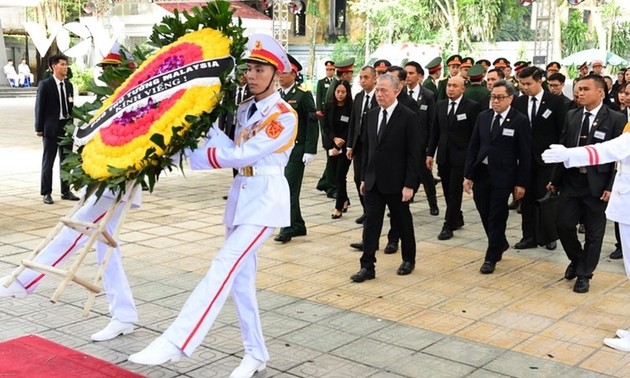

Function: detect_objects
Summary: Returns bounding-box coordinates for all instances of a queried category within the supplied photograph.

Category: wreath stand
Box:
[3,182,140,317]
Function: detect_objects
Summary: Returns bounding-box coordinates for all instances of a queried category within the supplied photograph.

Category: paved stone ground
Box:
[1,97,629,377]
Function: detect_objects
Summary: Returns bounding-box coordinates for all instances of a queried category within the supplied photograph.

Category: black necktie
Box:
[448,101,456,124]
[361,94,370,122]
[247,103,257,119]
[236,87,243,104]
[491,114,502,139]
[409,89,414,99]
[530,97,537,126]
[60,82,68,118]
[378,109,387,141]
[579,112,591,146]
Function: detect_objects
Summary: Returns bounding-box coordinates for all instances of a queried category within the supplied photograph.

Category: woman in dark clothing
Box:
[323,80,353,219]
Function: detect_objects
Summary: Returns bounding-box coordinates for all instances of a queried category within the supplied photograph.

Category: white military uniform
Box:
[554,131,630,277]
[162,90,297,360]
[16,189,141,323]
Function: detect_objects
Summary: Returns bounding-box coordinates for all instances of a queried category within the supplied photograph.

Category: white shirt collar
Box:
[449,95,463,107]
[584,102,603,118]
[496,106,511,122]
[531,89,544,103]
[252,91,282,117]
[280,83,295,94]
[364,88,376,98]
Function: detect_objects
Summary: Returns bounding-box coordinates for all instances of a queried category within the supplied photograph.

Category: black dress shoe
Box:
[514,238,537,249]
[397,261,415,275]
[573,276,590,293]
[274,234,292,243]
[564,262,577,280]
[61,192,80,201]
[222,195,228,200]
[437,228,453,240]
[546,241,557,251]
[43,194,54,204]
[331,212,342,219]
[350,242,363,251]
[351,268,375,282]
[384,242,399,254]
[480,261,496,274]
[610,247,623,259]
[429,206,439,216]
[355,214,366,224]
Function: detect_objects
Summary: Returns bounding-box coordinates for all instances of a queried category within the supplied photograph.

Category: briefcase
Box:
[534,191,559,246]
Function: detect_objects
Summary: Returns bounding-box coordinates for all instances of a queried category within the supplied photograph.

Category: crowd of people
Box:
[3,33,630,372]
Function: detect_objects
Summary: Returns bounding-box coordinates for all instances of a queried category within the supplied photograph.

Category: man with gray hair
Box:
[464,80,531,274]
[350,73,421,282]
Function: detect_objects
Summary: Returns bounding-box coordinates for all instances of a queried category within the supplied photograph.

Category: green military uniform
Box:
[463,64,489,102]
[316,60,334,113]
[423,57,442,93]
[276,57,319,242]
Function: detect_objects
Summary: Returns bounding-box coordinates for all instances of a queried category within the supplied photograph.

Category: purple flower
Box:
[117,98,158,125]
[154,55,185,75]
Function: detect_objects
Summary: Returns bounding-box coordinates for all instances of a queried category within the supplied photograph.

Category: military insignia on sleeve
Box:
[266,120,284,139]
[277,102,290,113]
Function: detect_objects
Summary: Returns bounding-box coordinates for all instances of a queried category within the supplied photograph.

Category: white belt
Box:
[238,166,284,176]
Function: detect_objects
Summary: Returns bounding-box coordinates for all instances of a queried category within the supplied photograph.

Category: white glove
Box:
[302,153,315,165]
[542,144,570,164]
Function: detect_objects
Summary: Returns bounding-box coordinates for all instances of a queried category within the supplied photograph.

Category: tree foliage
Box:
[561,9,590,56]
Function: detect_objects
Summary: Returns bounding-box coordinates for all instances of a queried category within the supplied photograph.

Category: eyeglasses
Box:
[548,83,562,88]
[490,95,510,101]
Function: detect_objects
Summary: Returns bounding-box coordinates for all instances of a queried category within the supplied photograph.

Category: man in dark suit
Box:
[464,80,531,274]
[274,55,319,243]
[404,61,439,216]
[350,73,420,282]
[347,66,377,225]
[219,72,250,141]
[549,74,626,293]
[546,72,573,109]
[35,54,79,205]
[427,76,481,241]
[513,66,566,251]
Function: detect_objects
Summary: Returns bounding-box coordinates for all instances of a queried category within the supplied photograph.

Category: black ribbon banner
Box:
[75,56,234,143]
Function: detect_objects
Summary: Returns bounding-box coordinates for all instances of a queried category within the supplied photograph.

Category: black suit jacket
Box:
[34,76,73,138]
[514,91,566,167]
[406,85,436,154]
[428,96,481,166]
[464,107,532,189]
[347,90,377,150]
[362,103,420,193]
[219,84,250,140]
[551,105,625,197]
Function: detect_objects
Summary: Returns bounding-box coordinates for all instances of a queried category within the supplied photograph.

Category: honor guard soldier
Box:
[464,64,490,103]
[374,59,392,76]
[424,57,442,93]
[129,34,298,378]
[275,54,319,243]
[437,54,462,101]
[316,60,335,119]
[460,57,475,86]
[318,58,354,197]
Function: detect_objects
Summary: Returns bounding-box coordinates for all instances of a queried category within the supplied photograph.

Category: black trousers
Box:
[330,153,352,211]
[471,166,511,263]
[438,161,465,230]
[351,150,365,211]
[557,189,607,278]
[361,186,416,269]
[418,163,437,206]
[520,164,553,240]
[40,120,70,196]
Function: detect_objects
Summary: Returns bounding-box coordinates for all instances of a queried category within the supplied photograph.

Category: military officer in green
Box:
[318,58,354,197]
[315,60,335,119]
[275,54,319,243]
[477,59,491,72]
[423,57,442,94]
[459,57,474,86]
[437,54,462,101]
[463,64,489,102]
[543,61,562,92]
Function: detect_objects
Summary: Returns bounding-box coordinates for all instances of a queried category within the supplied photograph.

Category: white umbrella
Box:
[561,48,627,66]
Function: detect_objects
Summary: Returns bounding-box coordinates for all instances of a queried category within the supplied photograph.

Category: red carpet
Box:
[0,335,144,378]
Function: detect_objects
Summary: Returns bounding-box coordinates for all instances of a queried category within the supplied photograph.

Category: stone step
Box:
[0,87,37,98]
